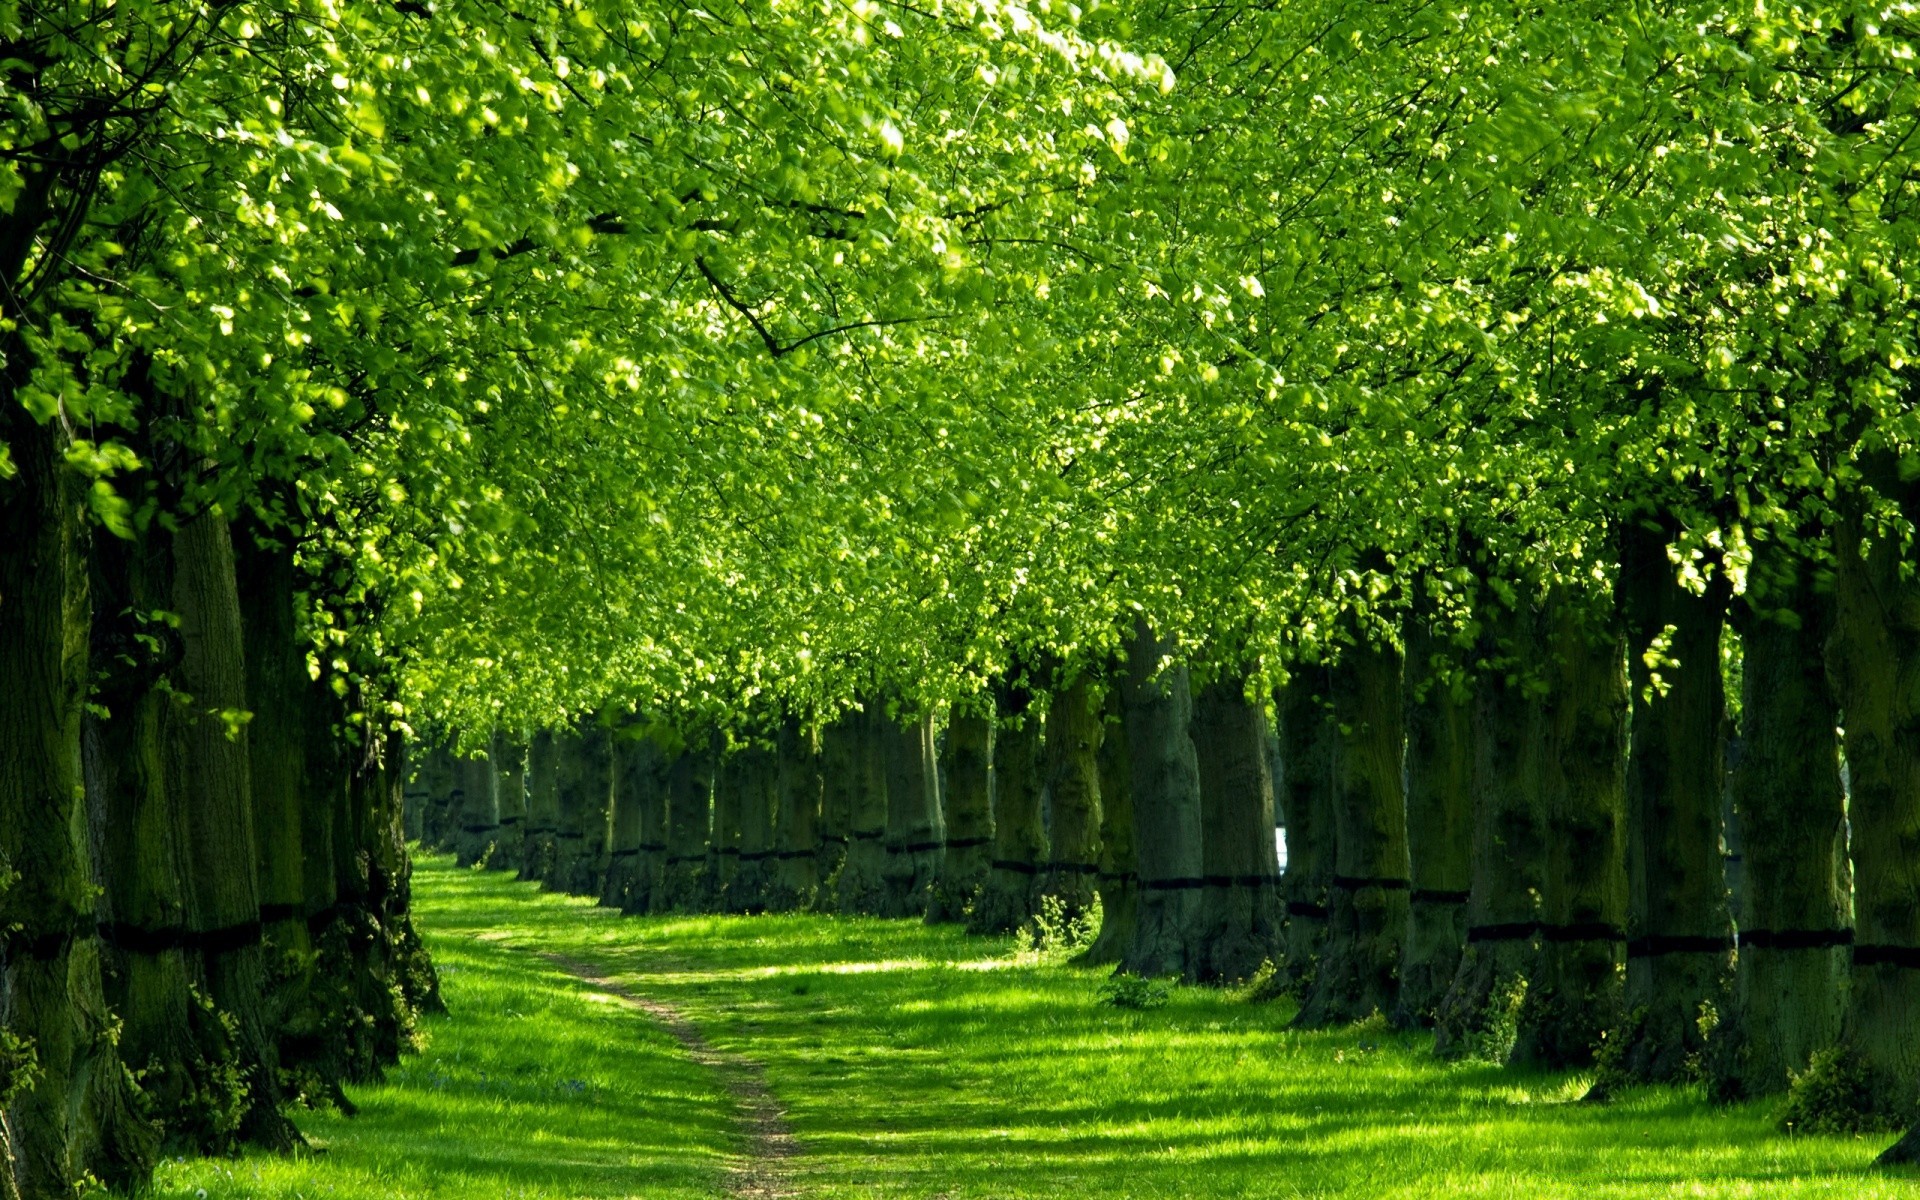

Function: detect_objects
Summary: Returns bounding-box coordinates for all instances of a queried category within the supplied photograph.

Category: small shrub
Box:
[1017,894,1101,956]
[1781,1047,1894,1135]
[1099,975,1172,1011]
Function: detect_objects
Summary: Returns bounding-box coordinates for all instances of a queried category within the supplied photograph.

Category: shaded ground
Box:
[155,855,1920,1198]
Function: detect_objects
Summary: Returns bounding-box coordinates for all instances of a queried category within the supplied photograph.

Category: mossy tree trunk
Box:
[969,682,1046,934]
[1041,677,1103,921]
[453,752,498,868]
[1514,594,1629,1069]
[816,716,857,906]
[419,745,454,851]
[1122,619,1205,980]
[837,708,891,915]
[927,710,994,924]
[1080,685,1136,966]
[494,735,527,862]
[1190,675,1282,984]
[1435,602,1546,1059]
[881,713,944,918]
[1828,499,1920,1126]
[626,737,670,915]
[726,747,776,914]
[1615,520,1733,1086]
[1276,668,1336,997]
[768,721,823,912]
[1298,634,1410,1026]
[661,747,713,911]
[1394,612,1472,1028]
[602,734,650,910]
[1705,545,1848,1099]
[520,731,559,883]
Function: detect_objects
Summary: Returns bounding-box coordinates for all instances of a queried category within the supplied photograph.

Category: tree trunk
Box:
[881,713,944,918]
[768,721,823,912]
[376,734,441,1019]
[1614,521,1733,1086]
[837,709,891,915]
[969,683,1046,934]
[624,736,669,915]
[815,716,857,906]
[927,710,994,924]
[418,745,454,851]
[1435,603,1546,1059]
[1190,676,1282,984]
[1827,505,1920,1125]
[602,734,650,910]
[520,731,559,883]
[1041,677,1103,921]
[726,747,776,914]
[1297,634,1410,1026]
[170,509,299,1148]
[661,748,712,911]
[1275,669,1336,997]
[1122,619,1205,980]
[1394,615,1472,1028]
[1513,594,1629,1070]
[494,735,527,867]
[453,752,499,868]
[1080,685,1137,966]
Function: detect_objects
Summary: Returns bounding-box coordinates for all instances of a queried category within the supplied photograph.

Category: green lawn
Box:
[155,855,1920,1198]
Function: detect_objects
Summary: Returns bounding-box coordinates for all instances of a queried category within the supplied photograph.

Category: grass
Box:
[152,854,1920,1198]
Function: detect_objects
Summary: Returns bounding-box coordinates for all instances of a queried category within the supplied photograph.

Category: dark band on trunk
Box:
[1411,888,1471,905]
[522,825,557,835]
[1203,874,1278,888]
[944,836,992,850]
[556,831,585,840]
[1043,861,1102,875]
[1740,928,1853,951]
[992,859,1039,875]
[1287,900,1330,919]
[1627,934,1733,958]
[851,828,886,841]
[1540,922,1626,943]
[4,919,95,960]
[1853,943,1920,969]
[666,854,705,865]
[101,919,264,955]
[887,840,946,855]
[461,823,500,834]
[818,834,849,845]
[259,903,302,924]
[609,848,640,859]
[636,843,668,853]
[1330,875,1410,891]
[499,816,522,826]
[1467,921,1540,943]
[305,904,342,932]
[736,850,773,862]
[776,849,818,860]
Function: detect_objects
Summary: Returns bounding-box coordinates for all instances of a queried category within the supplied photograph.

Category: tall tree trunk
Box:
[661,748,713,911]
[520,731,559,883]
[768,722,823,912]
[377,734,441,1019]
[815,716,857,906]
[1080,685,1136,966]
[494,734,527,866]
[1394,615,1472,1028]
[1190,676,1282,983]
[602,734,649,910]
[1041,677,1103,921]
[726,748,776,914]
[1275,668,1336,997]
[837,709,891,915]
[453,752,499,868]
[927,710,994,924]
[1514,594,1629,1069]
[170,509,298,1148]
[1703,548,1848,1099]
[1435,603,1546,1059]
[433,743,467,855]
[1827,503,1920,1125]
[881,713,944,918]
[1298,634,1410,1026]
[1613,521,1733,1086]
[969,683,1046,934]
[1122,619,1205,980]
[625,736,669,915]
[577,725,614,896]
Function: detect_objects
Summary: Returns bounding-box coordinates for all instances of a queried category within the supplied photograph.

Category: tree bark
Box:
[726,747,776,914]
[1513,594,1629,1070]
[417,745,454,851]
[815,716,857,906]
[1394,614,1471,1028]
[1079,685,1136,966]
[494,734,527,866]
[969,682,1046,934]
[927,710,994,924]
[1435,603,1547,1059]
[1275,668,1336,997]
[1828,503,1920,1125]
[625,735,669,915]
[453,751,499,868]
[1122,619,1205,980]
[768,721,823,912]
[1297,634,1410,1026]
[1190,676,1282,984]
[1041,677,1103,921]
[837,709,891,915]
[1614,520,1733,1085]
[881,713,944,918]
[661,748,713,911]
[520,731,559,883]
[602,734,650,910]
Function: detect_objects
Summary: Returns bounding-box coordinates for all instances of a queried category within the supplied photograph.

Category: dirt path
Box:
[540,952,801,1199]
